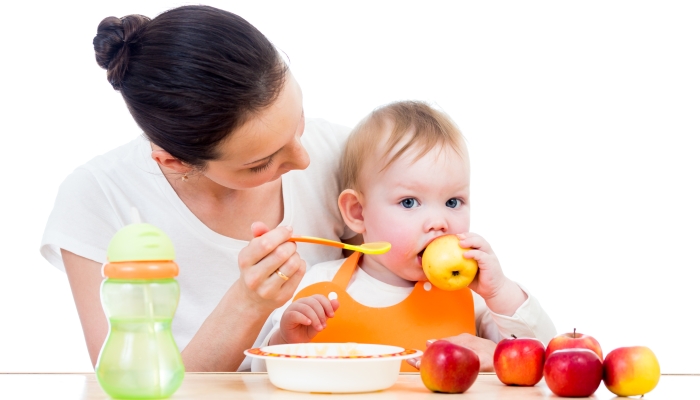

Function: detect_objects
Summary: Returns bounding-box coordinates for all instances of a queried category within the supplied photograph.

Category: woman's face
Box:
[201,73,309,190]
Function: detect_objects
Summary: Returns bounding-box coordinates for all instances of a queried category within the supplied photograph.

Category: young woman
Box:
[41,5,357,371]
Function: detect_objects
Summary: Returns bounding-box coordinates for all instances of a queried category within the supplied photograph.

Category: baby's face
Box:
[359,141,471,283]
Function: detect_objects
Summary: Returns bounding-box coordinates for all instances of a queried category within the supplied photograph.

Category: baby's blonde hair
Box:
[340,100,466,191]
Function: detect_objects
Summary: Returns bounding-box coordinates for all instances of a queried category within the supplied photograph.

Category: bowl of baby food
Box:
[244,343,421,393]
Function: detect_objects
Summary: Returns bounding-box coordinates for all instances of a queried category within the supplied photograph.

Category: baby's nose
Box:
[423,216,449,233]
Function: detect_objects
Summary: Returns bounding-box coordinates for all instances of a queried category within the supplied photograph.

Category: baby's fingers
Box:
[308,294,338,318]
[462,249,491,267]
[295,300,330,331]
[457,233,493,254]
[284,309,314,328]
[406,356,422,370]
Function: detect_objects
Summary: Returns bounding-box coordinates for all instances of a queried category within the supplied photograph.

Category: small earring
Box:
[181,172,189,182]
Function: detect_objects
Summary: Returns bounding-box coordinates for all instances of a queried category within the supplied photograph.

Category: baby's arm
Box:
[269,294,340,345]
[461,232,556,342]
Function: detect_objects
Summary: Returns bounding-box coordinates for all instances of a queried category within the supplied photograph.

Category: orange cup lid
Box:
[102,260,179,279]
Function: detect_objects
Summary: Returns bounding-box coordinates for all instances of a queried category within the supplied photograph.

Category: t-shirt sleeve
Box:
[475,284,558,345]
[40,167,123,271]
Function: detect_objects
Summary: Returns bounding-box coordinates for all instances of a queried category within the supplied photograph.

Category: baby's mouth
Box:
[417,249,425,265]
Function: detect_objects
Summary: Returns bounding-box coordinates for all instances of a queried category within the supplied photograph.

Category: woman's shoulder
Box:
[297,118,351,177]
[57,136,158,203]
[302,118,352,154]
[77,136,151,177]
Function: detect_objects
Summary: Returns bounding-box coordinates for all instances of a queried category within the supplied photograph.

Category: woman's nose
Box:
[280,137,310,172]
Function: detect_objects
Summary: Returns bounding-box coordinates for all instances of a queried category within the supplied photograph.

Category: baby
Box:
[255,101,556,371]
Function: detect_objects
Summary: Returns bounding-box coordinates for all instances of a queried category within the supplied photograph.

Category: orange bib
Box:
[293,252,476,371]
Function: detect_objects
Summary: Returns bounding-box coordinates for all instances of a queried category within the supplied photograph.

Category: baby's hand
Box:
[274,294,340,345]
[459,233,527,316]
[457,232,505,298]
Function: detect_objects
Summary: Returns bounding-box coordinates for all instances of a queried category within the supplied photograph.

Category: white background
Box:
[1,1,698,373]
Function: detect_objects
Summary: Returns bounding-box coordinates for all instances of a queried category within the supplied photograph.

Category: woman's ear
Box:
[338,189,365,234]
[151,148,190,173]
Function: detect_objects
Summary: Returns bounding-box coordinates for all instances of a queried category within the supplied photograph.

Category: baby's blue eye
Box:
[401,198,418,208]
[446,198,461,208]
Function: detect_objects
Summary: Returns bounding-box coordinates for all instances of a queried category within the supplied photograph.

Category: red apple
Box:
[603,346,660,397]
[544,348,603,397]
[420,340,480,393]
[545,329,603,361]
[493,335,545,386]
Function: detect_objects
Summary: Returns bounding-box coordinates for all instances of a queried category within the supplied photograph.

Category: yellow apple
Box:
[603,346,660,397]
[421,235,477,291]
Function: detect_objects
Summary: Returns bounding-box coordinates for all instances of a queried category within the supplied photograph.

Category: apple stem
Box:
[511,334,517,339]
[573,328,577,338]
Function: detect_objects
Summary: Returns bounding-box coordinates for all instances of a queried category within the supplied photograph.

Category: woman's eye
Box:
[250,157,274,173]
[400,198,418,208]
[446,198,462,208]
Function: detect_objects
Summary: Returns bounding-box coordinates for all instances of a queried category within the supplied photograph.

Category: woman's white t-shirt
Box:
[40,119,353,370]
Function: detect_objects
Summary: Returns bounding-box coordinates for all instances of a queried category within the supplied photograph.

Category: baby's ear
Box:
[338,189,365,234]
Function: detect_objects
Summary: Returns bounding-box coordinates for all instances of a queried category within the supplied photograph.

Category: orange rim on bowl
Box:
[245,347,419,360]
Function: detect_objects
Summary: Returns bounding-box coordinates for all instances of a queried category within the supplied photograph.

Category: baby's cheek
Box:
[364,214,417,263]
[378,233,415,264]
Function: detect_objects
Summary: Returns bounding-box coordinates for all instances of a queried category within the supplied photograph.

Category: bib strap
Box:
[331,252,361,289]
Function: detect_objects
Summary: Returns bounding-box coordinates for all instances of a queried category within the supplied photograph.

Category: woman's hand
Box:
[234,222,307,314]
[406,334,497,372]
[459,232,527,316]
[182,221,307,371]
[271,295,340,345]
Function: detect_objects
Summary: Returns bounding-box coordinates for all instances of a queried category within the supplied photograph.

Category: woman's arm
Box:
[62,249,108,367]
[62,223,306,371]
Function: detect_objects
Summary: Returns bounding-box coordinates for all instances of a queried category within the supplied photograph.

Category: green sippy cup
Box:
[95,221,185,399]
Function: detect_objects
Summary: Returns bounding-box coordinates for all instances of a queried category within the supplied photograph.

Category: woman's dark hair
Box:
[93,5,288,168]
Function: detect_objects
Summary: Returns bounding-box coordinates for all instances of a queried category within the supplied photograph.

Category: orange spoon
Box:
[289,236,391,255]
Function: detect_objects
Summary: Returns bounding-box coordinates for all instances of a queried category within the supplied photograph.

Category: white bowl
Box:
[244,343,422,393]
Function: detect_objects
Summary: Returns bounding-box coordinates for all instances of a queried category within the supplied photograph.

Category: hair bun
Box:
[93,14,151,89]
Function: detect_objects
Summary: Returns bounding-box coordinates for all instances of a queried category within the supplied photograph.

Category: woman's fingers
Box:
[235,223,308,309]
[250,221,271,238]
[253,253,306,303]
[241,239,297,287]
[239,225,294,274]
